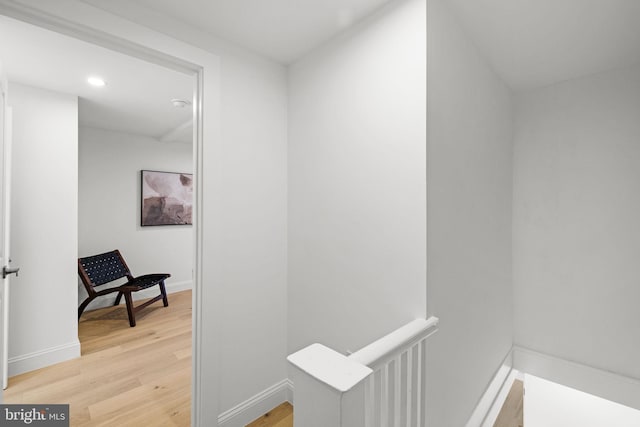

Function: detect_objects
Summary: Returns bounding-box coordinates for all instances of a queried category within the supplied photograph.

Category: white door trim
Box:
[1,104,11,391]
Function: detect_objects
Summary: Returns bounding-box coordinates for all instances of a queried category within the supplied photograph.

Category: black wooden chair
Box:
[78,249,170,327]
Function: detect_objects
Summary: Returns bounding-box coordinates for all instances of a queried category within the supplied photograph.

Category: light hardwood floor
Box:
[4,290,192,427]
[494,379,524,427]
[246,402,293,427]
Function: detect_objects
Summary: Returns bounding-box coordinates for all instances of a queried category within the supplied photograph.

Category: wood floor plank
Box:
[270,414,293,427]
[493,379,524,427]
[246,402,293,427]
[3,290,192,426]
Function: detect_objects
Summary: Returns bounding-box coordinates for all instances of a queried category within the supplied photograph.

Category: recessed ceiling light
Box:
[87,76,106,87]
[171,98,191,108]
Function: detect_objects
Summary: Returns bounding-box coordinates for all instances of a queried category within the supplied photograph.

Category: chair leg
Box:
[124,292,136,327]
[159,281,169,307]
[114,291,123,306]
[78,296,95,320]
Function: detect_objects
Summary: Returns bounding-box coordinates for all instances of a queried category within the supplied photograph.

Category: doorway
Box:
[0,13,200,426]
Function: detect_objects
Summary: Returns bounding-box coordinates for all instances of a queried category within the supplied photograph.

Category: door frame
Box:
[0,61,7,399]
[1,96,12,392]
[0,2,216,425]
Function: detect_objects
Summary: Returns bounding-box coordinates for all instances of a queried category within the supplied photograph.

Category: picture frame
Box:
[141,170,193,226]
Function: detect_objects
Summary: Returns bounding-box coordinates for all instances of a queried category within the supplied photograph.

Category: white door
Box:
[1,63,18,393]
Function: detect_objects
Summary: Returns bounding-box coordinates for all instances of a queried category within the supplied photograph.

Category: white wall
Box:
[426,0,514,425]
[513,63,640,380]
[217,52,288,417]
[78,127,193,309]
[8,82,79,375]
[288,0,427,355]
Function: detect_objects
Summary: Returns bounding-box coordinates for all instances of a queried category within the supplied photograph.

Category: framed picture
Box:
[141,170,193,226]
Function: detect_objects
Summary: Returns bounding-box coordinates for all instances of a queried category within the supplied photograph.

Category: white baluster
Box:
[288,317,439,427]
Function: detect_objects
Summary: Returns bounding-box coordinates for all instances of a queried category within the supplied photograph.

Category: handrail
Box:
[287,343,372,393]
[287,317,440,427]
[348,317,439,368]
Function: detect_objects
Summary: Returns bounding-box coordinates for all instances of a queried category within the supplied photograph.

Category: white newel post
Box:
[288,343,373,427]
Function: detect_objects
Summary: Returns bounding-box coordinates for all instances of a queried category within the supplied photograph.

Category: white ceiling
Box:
[77,0,640,91]
[3,0,638,127]
[444,0,640,91]
[0,15,193,142]
[81,0,393,63]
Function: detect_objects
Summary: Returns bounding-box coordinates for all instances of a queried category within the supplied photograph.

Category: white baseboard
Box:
[82,280,192,312]
[8,340,81,377]
[285,378,294,404]
[513,346,640,412]
[465,349,514,427]
[218,379,292,427]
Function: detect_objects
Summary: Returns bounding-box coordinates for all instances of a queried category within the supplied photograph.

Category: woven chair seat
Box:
[121,274,171,291]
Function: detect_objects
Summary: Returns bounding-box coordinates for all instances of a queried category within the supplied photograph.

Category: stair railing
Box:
[288,317,439,427]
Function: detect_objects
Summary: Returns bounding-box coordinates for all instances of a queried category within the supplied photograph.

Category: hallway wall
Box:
[288,0,427,355]
[8,82,80,375]
[513,62,640,380]
[427,0,514,425]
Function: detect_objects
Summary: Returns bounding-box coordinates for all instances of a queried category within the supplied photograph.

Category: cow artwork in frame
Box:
[141,170,193,226]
